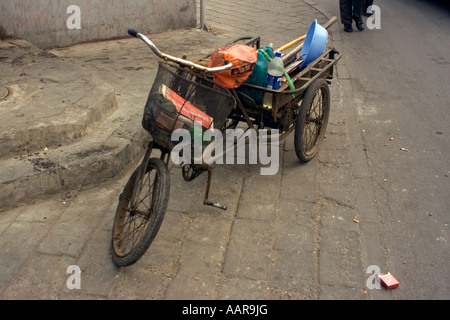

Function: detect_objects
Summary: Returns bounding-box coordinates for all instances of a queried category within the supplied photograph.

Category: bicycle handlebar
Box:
[128,29,233,73]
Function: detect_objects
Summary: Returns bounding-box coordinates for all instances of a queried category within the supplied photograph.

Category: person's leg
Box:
[352,0,364,19]
[364,0,374,16]
[352,0,365,30]
[340,0,353,25]
[339,0,353,32]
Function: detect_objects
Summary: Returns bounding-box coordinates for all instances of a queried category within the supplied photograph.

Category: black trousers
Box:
[339,0,364,25]
[364,0,374,13]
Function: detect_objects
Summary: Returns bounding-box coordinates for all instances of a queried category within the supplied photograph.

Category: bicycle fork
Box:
[129,141,171,212]
[129,141,154,213]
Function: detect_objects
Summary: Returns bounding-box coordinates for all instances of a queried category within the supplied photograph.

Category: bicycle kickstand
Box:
[203,166,227,211]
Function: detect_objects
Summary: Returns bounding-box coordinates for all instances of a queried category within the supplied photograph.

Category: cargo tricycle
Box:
[111,17,342,267]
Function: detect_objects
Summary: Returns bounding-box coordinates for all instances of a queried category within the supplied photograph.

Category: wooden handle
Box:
[277,35,306,52]
[323,16,338,29]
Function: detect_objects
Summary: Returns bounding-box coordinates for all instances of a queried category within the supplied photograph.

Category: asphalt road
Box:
[317,0,450,299]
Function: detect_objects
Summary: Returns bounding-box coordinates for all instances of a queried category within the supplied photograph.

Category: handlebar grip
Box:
[128,29,139,37]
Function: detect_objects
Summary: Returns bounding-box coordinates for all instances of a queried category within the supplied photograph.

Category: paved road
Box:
[315,0,450,299]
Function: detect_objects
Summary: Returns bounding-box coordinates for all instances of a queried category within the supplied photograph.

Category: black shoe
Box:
[344,24,353,32]
[353,16,365,31]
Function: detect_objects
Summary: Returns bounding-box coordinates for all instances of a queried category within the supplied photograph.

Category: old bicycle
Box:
[111,18,341,267]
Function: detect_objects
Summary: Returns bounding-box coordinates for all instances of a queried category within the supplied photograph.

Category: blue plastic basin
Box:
[299,19,329,68]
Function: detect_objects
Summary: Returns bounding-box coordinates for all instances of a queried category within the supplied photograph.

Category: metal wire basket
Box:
[142,62,236,151]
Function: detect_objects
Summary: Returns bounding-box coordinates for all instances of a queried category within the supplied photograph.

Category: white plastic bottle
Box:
[266,51,284,90]
[263,51,284,109]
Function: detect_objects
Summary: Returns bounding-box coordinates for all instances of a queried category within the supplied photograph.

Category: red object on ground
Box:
[378,272,399,290]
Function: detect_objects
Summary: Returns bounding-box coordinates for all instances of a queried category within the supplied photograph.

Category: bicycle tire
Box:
[294,79,330,162]
[112,157,170,267]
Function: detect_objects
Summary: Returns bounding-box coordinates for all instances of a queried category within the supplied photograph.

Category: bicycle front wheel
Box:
[112,157,170,267]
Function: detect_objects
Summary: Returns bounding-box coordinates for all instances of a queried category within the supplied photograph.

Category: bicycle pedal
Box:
[204,201,227,211]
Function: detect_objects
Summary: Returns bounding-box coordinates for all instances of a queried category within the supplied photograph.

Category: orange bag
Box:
[209,44,257,89]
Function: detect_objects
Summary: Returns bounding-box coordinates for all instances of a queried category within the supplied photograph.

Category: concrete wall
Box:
[0,0,197,49]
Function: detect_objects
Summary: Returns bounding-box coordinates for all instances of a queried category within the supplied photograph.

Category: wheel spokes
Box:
[117,213,149,252]
[115,167,160,255]
[302,88,325,154]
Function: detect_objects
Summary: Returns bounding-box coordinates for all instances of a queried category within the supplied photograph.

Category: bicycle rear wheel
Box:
[294,79,330,162]
[112,157,170,267]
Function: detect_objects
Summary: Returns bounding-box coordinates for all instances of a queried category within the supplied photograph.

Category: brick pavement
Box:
[0,0,392,301]
[202,0,328,48]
